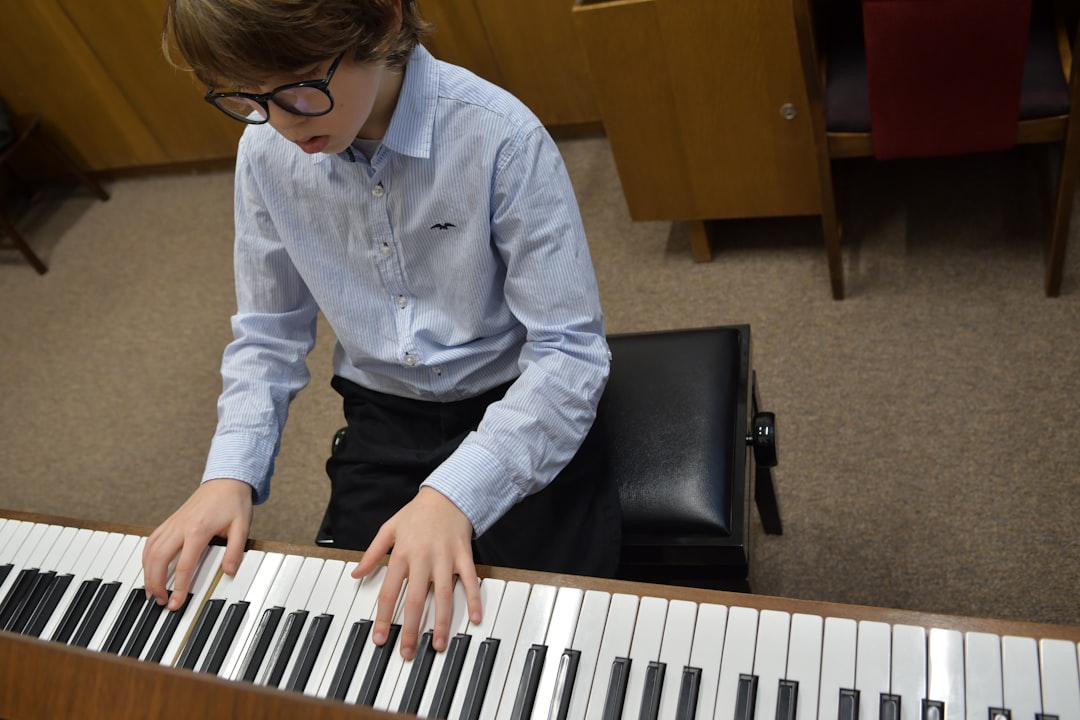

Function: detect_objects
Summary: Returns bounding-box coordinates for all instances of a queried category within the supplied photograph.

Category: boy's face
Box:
[255,55,399,155]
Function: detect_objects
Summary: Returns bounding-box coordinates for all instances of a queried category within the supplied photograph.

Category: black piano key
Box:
[121,597,168,658]
[735,673,760,720]
[921,700,944,720]
[103,588,150,654]
[198,600,250,674]
[676,666,702,720]
[285,612,333,693]
[397,630,438,713]
[354,623,402,706]
[460,637,500,720]
[9,570,57,634]
[0,568,38,629]
[602,656,632,720]
[262,609,309,688]
[841,689,862,720]
[879,693,900,720]
[509,643,547,720]
[198,601,249,675]
[65,578,112,647]
[24,573,73,638]
[145,592,194,664]
[52,577,102,644]
[239,606,285,682]
[550,648,581,720]
[988,708,1011,720]
[427,632,472,719]
[777,680,799,720]
[0,563,13,586]
[327,619,373,701]
[640,661,666,720]
[176,598,225,670]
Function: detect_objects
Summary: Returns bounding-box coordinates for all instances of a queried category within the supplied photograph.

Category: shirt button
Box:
[396,294,407,309]
[404,354,417,367]
[372,183,385,197]
[380,243,392,256]
[432,366,443,376]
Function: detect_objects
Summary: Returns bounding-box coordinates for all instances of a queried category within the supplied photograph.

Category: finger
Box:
[221,519,249,576]
[166,536,205,609]
[141,530,177,604]
[430,570,454,653]
[373,560,405,648]
[353,526,395,579]
[457,559,483,626]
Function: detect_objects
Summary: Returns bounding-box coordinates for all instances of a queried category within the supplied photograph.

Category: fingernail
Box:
[373,629,386,645]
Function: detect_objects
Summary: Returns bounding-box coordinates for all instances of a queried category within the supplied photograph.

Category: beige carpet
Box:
[1,136,1078,628]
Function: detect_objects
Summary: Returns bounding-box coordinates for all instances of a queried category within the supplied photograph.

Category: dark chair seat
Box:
[600,325,781,592]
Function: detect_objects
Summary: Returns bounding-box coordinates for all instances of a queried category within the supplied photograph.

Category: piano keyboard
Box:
[2,514,1079,720]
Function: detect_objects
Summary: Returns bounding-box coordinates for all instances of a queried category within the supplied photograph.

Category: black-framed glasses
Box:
[204,52,345,124]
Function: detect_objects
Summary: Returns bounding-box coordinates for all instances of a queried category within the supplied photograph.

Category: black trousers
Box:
[321,376,621,578]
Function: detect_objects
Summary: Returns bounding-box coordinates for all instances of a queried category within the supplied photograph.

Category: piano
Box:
[1,509,1078,720]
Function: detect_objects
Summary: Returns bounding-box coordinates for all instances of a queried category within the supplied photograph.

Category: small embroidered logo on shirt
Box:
[430,222,456,230]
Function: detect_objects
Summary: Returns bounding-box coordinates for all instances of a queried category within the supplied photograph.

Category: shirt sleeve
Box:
[202,134,320,503]
[420,125,610,535]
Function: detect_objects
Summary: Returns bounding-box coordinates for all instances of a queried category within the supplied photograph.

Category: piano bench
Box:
[599,325,782,593]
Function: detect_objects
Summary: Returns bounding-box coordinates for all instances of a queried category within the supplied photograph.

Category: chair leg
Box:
[751,372,783,535]
[0,210,47,274]
[687,219,713,262]
[820,158,845,300]
[36,125,109,202]
[1046,134,1079,296]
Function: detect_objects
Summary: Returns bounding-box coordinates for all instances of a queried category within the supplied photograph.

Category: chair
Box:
[323,326,783,592]
[0,114,109,274]
[792,0,1080,299]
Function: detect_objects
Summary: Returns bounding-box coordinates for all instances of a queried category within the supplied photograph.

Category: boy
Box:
[142,0,620,662]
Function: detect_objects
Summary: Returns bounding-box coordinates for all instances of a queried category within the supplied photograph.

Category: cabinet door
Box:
[574,0,822,221]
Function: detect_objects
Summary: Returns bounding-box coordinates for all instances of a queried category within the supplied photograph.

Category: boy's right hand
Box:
[142,478,253,611]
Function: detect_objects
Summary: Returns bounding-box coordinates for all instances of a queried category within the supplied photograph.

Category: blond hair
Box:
[163,0,430,87]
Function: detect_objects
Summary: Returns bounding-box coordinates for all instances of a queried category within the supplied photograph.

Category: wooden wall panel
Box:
[421,0,506,87]
[0,2,168,171]
[58,0,243,164]
[572,0,698,221]
[473,0,600,126]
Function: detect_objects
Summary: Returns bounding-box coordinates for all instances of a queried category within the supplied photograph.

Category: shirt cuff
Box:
[202,432,277,504]
[421,438,520,536]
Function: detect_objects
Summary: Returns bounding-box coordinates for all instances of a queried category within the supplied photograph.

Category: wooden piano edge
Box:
[1,508,1078,720]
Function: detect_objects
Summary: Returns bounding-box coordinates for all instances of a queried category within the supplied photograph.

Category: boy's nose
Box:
[266,103,305,131]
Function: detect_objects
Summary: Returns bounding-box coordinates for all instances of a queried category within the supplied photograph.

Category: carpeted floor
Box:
[1,135,1078,628]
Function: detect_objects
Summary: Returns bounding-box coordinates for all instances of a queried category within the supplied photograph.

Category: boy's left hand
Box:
[352,486,483,659]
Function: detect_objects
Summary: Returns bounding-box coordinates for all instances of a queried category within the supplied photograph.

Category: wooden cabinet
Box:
[572,0,823,259]
[0,0,241,173]
[422,0,601,127]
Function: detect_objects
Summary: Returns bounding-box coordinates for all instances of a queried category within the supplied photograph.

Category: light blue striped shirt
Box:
[203,45,610,535]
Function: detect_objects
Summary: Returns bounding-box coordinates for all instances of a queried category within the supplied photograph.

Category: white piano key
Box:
[384,590,438,712]
[965,633,1004,720]
[787,614,825,720]
[820,617,858,720]
[0,522,48,601]
[857,621,893,720]
[1002,636,1042,720]
[687,602,728,720]
[316,563,386,699]
[0,519,16,558]
[716,606,760,720]
[494,582,558,720]
[24,527,85,638]
[564,590,612,720]
[303,560,366,695]
[255,555,324,686]
[928,628,965,720]
[233,553,305,680]
[756,610,793,720]
[71,532,137,650]
[892,625,928,720]
[38,526,78,571]
[188,547,266,671]
[656,599,697,720]
[1039,639,1080,720]
[38,529,110,641]
[276,559,346,690]
[417,578,474,716]
[448,578,509,720]
[220,551,286,680]
[619,596,668,720]
[156,543,226,665]
[530,586,584,720]
[345,571,410,706]
[584,593,640,720]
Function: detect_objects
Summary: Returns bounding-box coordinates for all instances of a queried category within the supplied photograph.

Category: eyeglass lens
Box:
[214,86,334,122]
